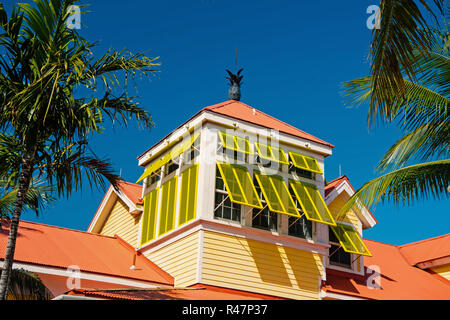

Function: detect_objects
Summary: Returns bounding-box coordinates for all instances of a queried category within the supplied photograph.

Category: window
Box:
[216,163,263,208]
[288,216,312,239]
[165,159,179,175]
[251,176,278,231]
[214,167,241,222]
[288,189,313,239]
[289,165,314,180]
[146,172,160,187]
[252,207,277,232]
[329,228,352,268]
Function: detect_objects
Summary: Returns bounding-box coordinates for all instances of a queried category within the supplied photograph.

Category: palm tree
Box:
[341,3,449,214]
[0,0,160,299]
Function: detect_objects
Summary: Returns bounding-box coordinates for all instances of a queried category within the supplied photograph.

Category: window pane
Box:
[330,244,352,268]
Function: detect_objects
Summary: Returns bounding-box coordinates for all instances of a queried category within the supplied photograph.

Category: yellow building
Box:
[3,99,448,300]
[86,99,389,300]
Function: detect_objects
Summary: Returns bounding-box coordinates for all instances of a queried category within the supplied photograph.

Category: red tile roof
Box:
[137,100,334,160]
[0,220,173,286]
[323,239,450,300]
[325,175,351,197]
[399,233,450,266]
[117,181,143,205]
[66,284,284,300]
[203,100,334,148]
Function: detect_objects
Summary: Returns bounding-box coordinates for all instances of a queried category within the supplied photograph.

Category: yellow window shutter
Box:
[254,173,300,217]
[255,142,289,164]
[158,176,178,236]
[290,180,336,226]
[140,187,159,245]
[136,132,200,183]
[216,162,263,209]
[289,151,322,174]
[218,131,253,154]
[178,164,199,226]
[330,223,372,256]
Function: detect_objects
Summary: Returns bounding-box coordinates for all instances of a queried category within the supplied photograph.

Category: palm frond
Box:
[339,159,450,216]
[343,76,449,127]
[368,0,443,125]
[376,122,450,172]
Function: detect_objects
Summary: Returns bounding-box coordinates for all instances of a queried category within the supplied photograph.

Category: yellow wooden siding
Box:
[201,231,324,300]
[99,199,140,247]
[431,264,450,281]
[327,194,359,228]
[146,231,199,287]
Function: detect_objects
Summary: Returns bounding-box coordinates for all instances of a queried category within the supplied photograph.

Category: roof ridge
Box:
[326,175,348,186]
[399,233,450,248]
[9,219,116,240]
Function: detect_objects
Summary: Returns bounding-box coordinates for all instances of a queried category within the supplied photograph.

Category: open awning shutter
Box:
[289,151,323,174]
[255,142,289,165]
[218,131,253,154]
[217,162,263,209]
[254,173,301,217]
[289,180,336,226]
[136,132,200,183]
[330,223,372,256]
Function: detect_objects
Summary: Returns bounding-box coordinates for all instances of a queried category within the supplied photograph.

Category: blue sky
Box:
[7,0,448,245]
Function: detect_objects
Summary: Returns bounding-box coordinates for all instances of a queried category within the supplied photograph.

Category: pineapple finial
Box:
[226,68,243,101]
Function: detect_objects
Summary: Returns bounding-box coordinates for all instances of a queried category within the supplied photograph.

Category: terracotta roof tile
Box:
[323,239,450,300]
[0,220,173,286]
[203,100,334,148]
[399,233,450,266]
[117,181,143,205]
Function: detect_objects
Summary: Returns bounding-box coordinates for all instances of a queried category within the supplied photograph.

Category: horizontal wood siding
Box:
[431,264,450,281]
[200,231,324,300]
[99,199,140,246]
[146,232,199,287]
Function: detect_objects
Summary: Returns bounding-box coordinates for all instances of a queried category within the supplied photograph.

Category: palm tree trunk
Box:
[0,146,36,300]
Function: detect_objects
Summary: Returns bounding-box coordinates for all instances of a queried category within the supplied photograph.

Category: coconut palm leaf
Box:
[0,179,54,220]
[376,122,450,172]
[367,0,443,125]
[339,160,450,217]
